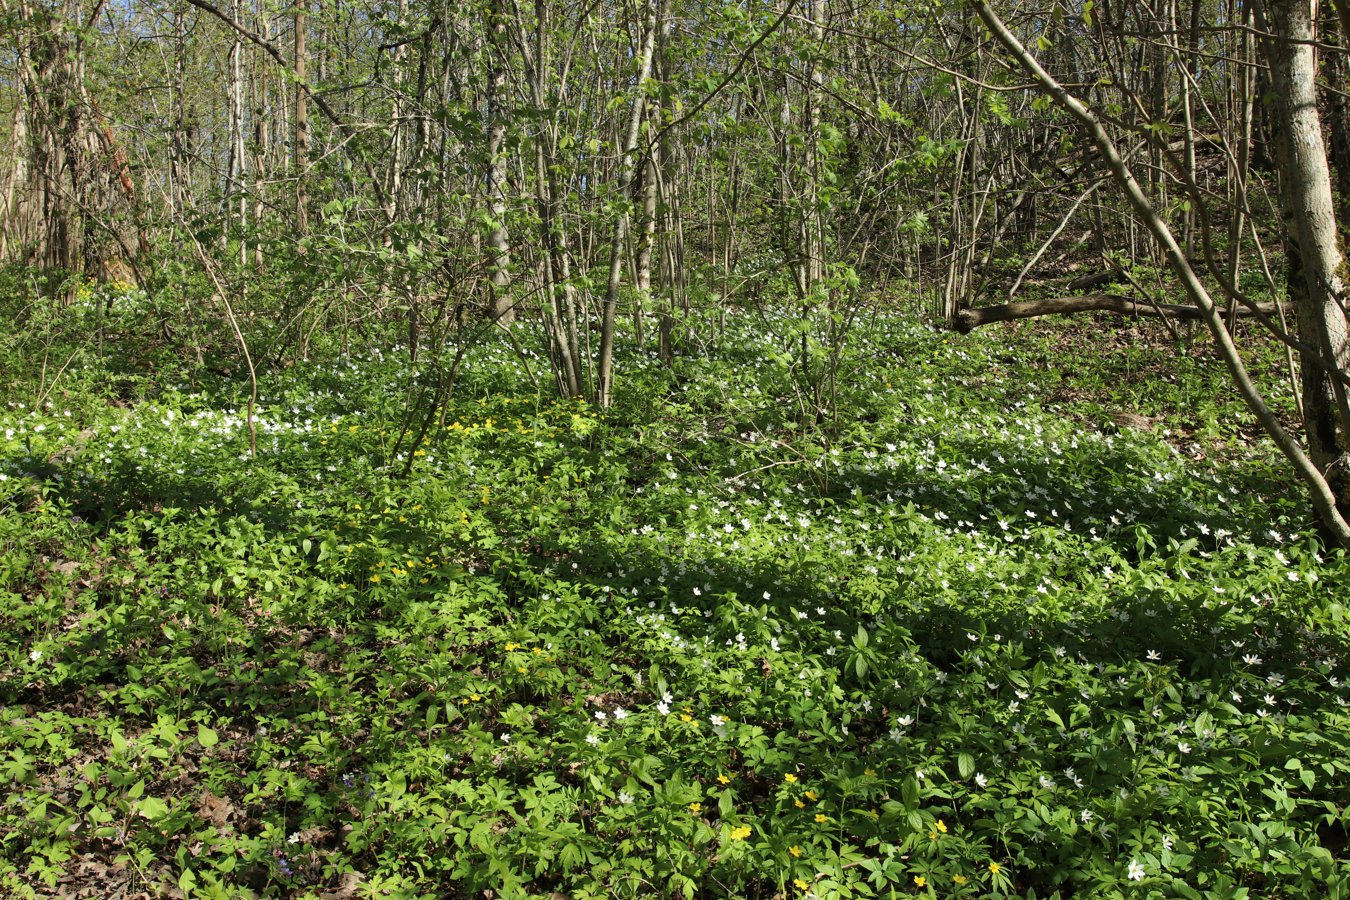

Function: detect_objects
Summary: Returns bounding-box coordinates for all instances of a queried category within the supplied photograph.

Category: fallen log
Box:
[953,293,1285,333]
[1065,270,1125,291]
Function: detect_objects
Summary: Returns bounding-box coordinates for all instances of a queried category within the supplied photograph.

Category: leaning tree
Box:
[967,0,1350,545]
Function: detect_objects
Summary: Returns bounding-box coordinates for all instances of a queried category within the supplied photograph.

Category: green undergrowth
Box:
[1,305,1346,899]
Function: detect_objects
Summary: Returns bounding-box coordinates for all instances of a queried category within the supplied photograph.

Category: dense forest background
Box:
[3,2,1350,898]
[3,0,1348,535]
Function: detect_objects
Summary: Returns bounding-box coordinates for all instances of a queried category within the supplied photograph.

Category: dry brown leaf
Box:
[318,872,365,899]
[196,789,234,828]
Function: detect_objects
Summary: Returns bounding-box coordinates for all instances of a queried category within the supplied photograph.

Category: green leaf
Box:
[1194,711,1212,738]
[137,797,169,820]
[197,724,219,748]
[901,777,918,808]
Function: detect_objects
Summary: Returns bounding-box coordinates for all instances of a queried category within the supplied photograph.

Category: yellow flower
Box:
[914,876,927,888]
[369,575,381,583]
[729,825,751,841]
[804,790,819,802]
[689,802,702,814]
[936,819,947,833]
[793,879,810,892]
[989,862,1001,875]
[717,774,732,785]
[864,768,876,777]
[680,713,693,723]
[953,874,968,885]
[795,800,805,809]
[814,814,828,824]
[788,845,802,858]
[784,773,798,784]
[516,666,526,674]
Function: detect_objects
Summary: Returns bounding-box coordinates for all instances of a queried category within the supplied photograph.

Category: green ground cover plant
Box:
[1,302,1346,899]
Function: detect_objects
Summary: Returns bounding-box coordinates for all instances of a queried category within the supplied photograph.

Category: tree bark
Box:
[484,0,515,324]
[294,0,308,232]
[596,0,658,408]
[1258,0,1350,522]
[804,0,826,293]
[954,293,1287,333]
[1322,8,1350,227]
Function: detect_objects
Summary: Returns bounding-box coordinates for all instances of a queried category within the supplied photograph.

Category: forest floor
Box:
[1,302,1347,899]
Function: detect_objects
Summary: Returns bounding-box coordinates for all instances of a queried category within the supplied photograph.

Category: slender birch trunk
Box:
[485,0,515,323]
[596,0,658,407]
[294,0,309,233]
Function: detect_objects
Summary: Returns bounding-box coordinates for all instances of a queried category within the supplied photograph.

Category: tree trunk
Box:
[804,0,826,294]
[954,293,1286,332]
[596,0,658,408]
[635,149,657,347]
[1260,0,1350,520]
[10,0,85,276]
[226,0,246,263]
[1321,4,1350,227]
[294,0,309,233]
[485,0,515,324]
